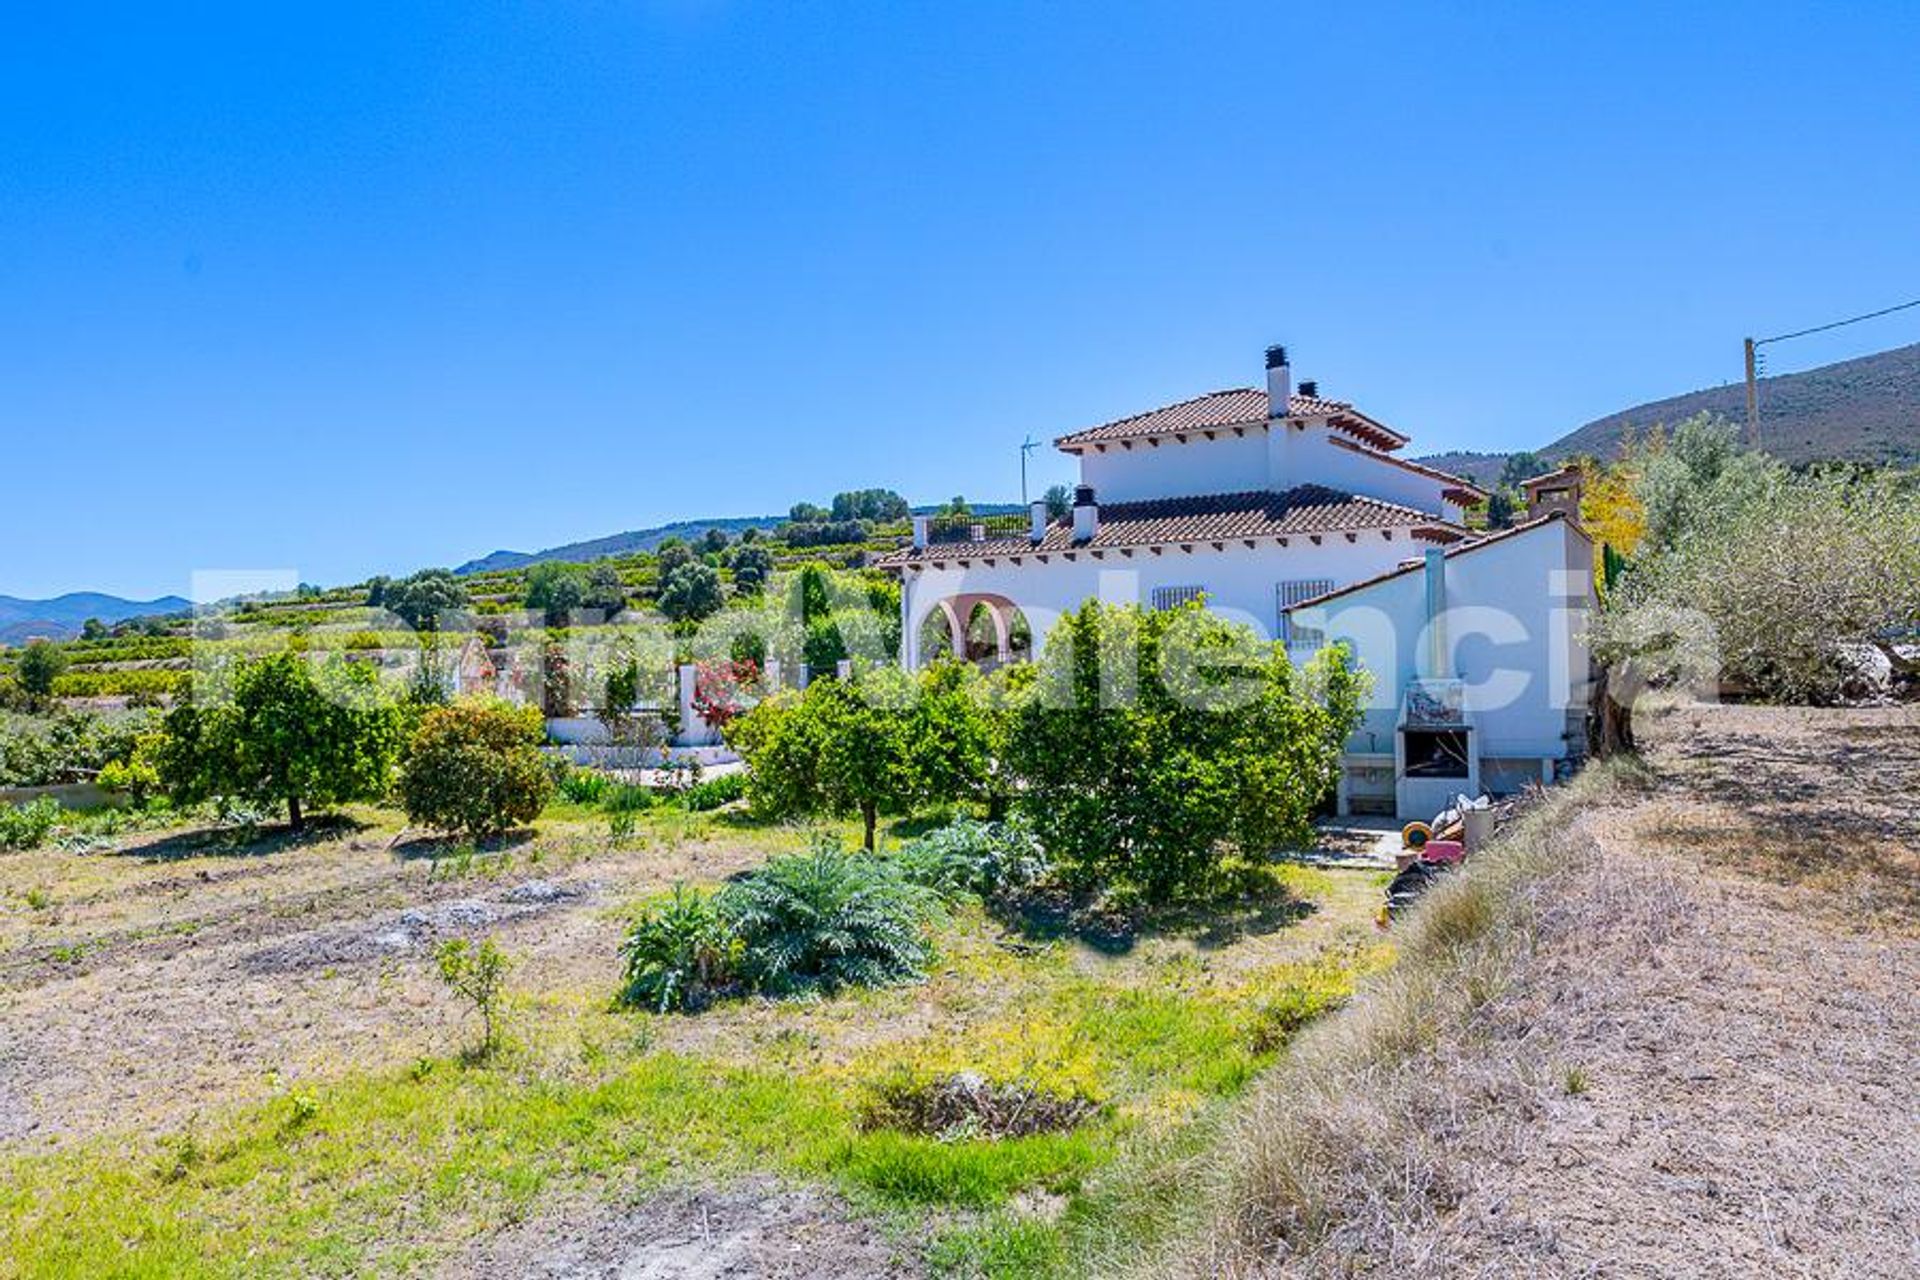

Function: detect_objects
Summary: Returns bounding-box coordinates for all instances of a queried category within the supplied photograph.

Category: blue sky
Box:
[4,2,1918,599]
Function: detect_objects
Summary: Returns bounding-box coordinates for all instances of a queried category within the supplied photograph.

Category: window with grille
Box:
[1150,584,1206,611]
[1277,579,1335,648]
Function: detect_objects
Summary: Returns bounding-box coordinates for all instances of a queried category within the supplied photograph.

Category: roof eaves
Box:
[1282,512,1576,612]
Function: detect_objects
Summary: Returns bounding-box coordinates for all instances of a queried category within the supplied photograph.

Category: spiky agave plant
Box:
[719,838,941,996]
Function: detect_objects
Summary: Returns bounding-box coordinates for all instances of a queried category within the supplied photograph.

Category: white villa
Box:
[878,346,1596,818]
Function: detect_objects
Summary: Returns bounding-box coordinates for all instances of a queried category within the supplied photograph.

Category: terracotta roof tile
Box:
[876,486,1464,566]
[1054,387,1408,451]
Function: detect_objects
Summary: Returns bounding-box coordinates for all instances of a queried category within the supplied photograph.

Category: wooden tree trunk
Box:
[1588,662,1635,757]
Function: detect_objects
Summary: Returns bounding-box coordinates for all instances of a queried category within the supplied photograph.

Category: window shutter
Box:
[1150,585,1206,611]
[1278,579,1335,647]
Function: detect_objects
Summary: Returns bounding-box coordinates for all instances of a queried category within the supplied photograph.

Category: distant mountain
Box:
[0,592,192,646]
[1418,341,1920,483]
[456,504,1025,575]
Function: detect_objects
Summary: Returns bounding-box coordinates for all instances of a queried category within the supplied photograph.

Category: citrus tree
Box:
[1006,599,1365,901]
[154,654,405,830]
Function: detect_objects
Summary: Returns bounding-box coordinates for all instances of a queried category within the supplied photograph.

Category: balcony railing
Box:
[926,513,1033,545]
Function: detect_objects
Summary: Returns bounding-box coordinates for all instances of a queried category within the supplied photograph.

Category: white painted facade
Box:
[883,347,1591,818]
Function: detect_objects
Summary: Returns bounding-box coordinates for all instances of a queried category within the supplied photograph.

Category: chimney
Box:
[1029,500,1048,543]
[1423,548,1449,679]
[1071,484,1099,542]
[1265,344,1292,418]
[1522,467,1584,523]
[1296,379,1319,399]
[912,514,930,550]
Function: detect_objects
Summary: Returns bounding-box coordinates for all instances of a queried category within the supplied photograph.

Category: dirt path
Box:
[1429,703,1920,1277]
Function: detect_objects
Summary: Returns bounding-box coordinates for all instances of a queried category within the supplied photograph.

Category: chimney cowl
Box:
[1072,486,1099,542]
[1297,379,1319,398]
[1265,343,1292,417]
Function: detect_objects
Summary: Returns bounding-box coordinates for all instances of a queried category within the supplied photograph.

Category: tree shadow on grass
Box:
[112,812,373,862]
[994,864,1320,957]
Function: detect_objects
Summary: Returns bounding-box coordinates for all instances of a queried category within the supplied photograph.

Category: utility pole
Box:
[1018,436,1039,505]
[1743,337,1759,449]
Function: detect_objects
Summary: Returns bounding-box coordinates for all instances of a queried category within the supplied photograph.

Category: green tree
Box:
[700,527,731,555]
[383,569,470,633]
[728,669,919,849]
[1006,600,1364,901]
[523,562,588,623]
[15,640,68,709]
[584,564,629,616]
[730,544,774,594]
[434,938,512,1059]
[789,501,830,523]
[1484,490,1517,529]
[654,539,695,581]
[80,618,109,642]
[399,701,554,839]
[154,655,404,830]
[1499,450,1547,491]
[1043,483,1073,522]
[658,562,725,623]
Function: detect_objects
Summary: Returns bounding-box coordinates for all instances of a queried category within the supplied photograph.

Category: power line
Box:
[1756,295,1920,347]
[1744,292,1920,447]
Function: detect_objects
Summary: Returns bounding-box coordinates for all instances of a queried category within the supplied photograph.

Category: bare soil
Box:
[1407,702,1920,1277]
[447,1180,914,1280]
[0,816,774,1148]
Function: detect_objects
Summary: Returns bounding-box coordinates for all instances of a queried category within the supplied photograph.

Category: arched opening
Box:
[911,593,1033,671]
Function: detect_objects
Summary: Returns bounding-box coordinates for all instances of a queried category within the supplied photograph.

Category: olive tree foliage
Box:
[1005,599,1366,901]
[1633,414,1786,556]
[153,654,406,829]
[1600,463,1920,704]
[658,562,726,623]
[382,568,471,633]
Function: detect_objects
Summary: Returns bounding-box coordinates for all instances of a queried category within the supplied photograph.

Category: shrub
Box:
[434,937,512,1059]
[893,817,1048,900]
[556,766,613,805]
[680,770,747,812]
[718,841,941,996]
[618,886,742,1012]
[0,798,60,851]
[399,701,554,838]
[657,562,725,623]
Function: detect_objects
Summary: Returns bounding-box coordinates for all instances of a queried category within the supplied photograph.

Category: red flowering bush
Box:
[691,659,760,731]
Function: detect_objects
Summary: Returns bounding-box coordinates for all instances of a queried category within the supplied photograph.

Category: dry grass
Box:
[1150,703,1920,1279]
[1145,762,1654,1277]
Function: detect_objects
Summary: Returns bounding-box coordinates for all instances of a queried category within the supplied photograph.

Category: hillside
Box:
[458,504,1024,575]
[0,593,191,646]
[1419,340,1920,483]
[455,516,784,574]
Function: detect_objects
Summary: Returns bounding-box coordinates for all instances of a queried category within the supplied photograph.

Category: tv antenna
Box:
[1019,436,1040,505]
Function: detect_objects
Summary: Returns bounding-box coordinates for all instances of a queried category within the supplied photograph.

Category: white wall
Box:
[1073,420,1456,518]
[1076,430,1268,502]
[901,531,1420,667]
[1294,520,1595,761]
